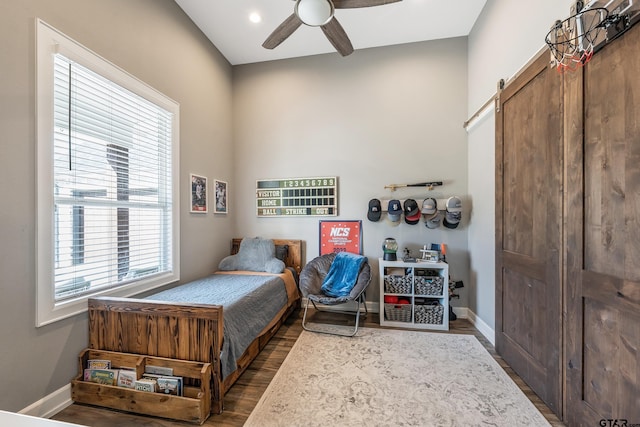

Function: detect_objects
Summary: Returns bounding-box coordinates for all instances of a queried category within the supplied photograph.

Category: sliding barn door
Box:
[565,22,640,425]
[495,51,563,417]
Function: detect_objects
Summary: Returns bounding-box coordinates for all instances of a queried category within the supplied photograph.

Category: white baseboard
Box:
[451,306,467,319]
[466,309,496,346]
[20,384,73,419]
[450,307,496,345]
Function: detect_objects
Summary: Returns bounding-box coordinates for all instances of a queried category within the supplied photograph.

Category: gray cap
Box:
[421,198,437,216]
[425,211,443,229]
[443,196,462,229]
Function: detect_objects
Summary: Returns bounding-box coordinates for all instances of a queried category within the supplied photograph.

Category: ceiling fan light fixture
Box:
[295,0,335,26]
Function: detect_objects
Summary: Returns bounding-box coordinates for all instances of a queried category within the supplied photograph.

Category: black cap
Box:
[367,198,382,222]
[404,199,421,224]
[443,211,461,228]
[403,198,419,216]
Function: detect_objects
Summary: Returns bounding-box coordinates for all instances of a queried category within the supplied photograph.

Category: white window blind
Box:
[36,20,180,326]
[53,54,173,300]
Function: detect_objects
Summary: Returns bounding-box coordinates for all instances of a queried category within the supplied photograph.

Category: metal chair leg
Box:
[301,297,313,332]
[301,295,366,337]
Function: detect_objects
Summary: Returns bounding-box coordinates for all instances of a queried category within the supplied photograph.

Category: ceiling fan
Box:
[263,0,402,57]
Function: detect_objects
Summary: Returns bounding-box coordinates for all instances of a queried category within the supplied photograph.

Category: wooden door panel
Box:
[582,298,640,417]
[618,316,640,416]
[502,72,553,258]
[584,75,640,279]
[502,268,549,362]
[502,251,545,281]
[566,20,640,425]
[496,51,563,417]
[583,272,640,313]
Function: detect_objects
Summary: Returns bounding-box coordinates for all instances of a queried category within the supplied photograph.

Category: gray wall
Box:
[0,0,233,412]
[0,0,582,414]
[466,0,574,332]
[232,39,470,306]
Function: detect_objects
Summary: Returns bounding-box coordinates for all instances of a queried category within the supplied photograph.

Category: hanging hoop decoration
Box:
[545,7,609,73]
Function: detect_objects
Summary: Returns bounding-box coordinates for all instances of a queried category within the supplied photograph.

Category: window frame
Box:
[35,19,181,327]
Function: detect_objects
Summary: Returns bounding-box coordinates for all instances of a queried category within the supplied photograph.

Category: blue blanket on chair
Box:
[321,252,367,298]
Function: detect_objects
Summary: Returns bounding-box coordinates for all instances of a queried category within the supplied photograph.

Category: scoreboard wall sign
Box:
[256,176,338,217]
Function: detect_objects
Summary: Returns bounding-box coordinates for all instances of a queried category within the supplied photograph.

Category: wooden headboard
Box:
[231,238,304,276]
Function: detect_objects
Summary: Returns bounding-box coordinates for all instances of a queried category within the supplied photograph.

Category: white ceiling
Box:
[174,0,487,65]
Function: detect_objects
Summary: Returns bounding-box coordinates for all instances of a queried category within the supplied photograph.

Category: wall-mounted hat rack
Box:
[367,196,463,229]
[379,198,456,212]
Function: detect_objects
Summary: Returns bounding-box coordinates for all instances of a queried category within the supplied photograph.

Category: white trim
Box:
[35,19,181,326]
[451,306,468,319]
[369,301,380,313]
[19,384,72,419]
[466,309,496,346]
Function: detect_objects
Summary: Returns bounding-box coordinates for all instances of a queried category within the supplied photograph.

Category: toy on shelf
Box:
[402,248,416,263]
[382,238,398,261]
[419,244,440,263]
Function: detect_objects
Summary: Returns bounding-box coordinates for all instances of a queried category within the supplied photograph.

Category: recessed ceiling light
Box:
[249,12,262,23]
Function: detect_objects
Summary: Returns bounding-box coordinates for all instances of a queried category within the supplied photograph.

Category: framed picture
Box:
[214,179,228,214]
[190,174,208,213]
[319,220,362,255]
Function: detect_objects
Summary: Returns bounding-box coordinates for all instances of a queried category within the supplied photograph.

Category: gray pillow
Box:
[218,237,285,274]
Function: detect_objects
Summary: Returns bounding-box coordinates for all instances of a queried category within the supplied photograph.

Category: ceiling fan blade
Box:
[321,17,354,56]
[333,0,401,9]
[262,14,303,49]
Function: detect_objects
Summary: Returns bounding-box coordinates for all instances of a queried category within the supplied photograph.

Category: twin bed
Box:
[85,238,303,415]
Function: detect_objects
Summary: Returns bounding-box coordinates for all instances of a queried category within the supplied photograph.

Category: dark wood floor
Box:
[52,309,565,426]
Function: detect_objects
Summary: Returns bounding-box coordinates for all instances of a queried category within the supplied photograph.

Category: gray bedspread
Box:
[145,273,288,378]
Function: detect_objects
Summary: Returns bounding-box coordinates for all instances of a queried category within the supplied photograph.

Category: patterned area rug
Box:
[245,328,550,427]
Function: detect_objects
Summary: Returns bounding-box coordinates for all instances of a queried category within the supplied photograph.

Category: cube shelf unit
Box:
[379,258,449,330]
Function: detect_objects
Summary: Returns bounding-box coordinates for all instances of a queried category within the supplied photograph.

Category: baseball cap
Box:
[387,199,402,224]
[421,198,437,216]
[443,196,462,229]
[425,211,443,229]
[403,199,421,225]
[367,198,382,222]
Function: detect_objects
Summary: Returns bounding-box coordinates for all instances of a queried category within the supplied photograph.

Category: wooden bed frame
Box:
[86,238,303,415]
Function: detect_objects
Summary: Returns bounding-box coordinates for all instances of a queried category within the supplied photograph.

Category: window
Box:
[36,20,180,326]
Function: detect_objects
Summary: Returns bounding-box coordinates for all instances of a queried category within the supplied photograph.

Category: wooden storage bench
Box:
[71,349,212,424]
